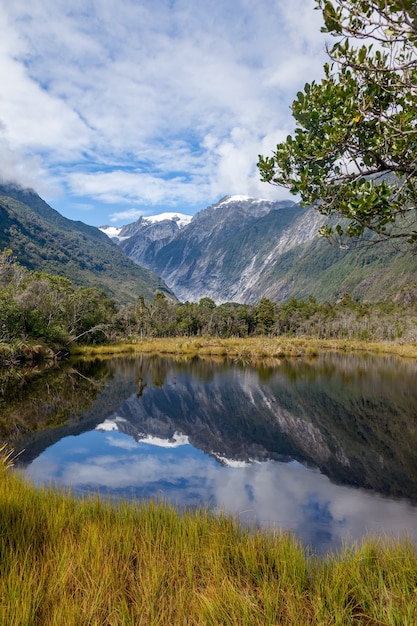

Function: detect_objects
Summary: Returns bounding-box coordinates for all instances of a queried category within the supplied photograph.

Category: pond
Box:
[6,352,417,553]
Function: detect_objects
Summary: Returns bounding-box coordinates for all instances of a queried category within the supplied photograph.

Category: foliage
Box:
[0,360,111,442]
[0,250,117,362]
[258,0,417,245]
[133,293,260,338]
[1,456,417,625]
[0,185,170,304]
[3,248,417,363]
[255,297,277,334]
[126,290,417,344]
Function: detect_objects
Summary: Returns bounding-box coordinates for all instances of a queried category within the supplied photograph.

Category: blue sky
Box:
[0,0,328,226]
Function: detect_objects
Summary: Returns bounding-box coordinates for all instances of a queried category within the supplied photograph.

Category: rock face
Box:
[101,194,417,304]
[103,195,324,303]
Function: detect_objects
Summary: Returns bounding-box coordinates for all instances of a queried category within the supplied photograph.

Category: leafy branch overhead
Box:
[258,0,417,244]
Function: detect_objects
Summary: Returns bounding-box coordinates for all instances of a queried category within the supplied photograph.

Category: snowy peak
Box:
[100,194,320,304]
[217,194,253,206]
[144,212,192,228]
[99,225,126,241]
[214,195,294,209]
[100,212,192,241]
[108,193,314,304]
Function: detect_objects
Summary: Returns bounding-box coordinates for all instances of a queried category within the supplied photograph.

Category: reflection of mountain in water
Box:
[100,370,329,467]
[96,355,417,502]
[11,354,417,502]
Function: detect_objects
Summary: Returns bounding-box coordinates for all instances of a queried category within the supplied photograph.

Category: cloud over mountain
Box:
[0,0,328,226]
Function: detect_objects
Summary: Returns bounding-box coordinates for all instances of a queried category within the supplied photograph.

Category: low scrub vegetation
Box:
[1,446,417,625]
[2,248,417,367]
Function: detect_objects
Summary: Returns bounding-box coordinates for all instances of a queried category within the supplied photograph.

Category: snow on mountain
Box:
[217,194,252,206]
[215,195,273,208]
[111,195,315,303]
[100,212,192,241]
[99,225,125,240]
[144,212,192,228]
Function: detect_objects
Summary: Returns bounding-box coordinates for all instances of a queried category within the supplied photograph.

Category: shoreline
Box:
[70,335,417,361]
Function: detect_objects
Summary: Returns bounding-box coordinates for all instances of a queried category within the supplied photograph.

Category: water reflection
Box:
[12,353,417,552]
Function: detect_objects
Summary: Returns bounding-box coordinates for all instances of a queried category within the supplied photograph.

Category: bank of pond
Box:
[2,348,417,623]
[1,446,417,625]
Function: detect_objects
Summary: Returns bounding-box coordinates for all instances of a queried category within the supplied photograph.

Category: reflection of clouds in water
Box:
[95,416,128,432]
[140,432,190,448]
[68,455,212,490]
[215,462,417,548]
[106,436,139,451]
[25,432,417,551]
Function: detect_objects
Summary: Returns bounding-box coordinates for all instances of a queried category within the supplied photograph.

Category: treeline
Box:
[0,250,116,364]
[117,291,417,343]
[1,249,417,364]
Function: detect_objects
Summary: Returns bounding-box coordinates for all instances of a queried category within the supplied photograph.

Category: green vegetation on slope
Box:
[0,184,172,305]
[1,446,417,625]
[2,244,417,369]
[261,232,417,303]
[0,250,118,361]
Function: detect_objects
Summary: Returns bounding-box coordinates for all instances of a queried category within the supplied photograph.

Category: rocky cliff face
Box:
[101,194,417,304]
[119,218,182,261]
[106,196,324,303]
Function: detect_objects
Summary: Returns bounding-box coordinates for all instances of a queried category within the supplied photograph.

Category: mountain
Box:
[0,183,174,304]
[104,195,417,303]
[100,211,192,242]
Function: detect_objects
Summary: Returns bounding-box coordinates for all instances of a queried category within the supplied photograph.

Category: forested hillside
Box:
[0,184,173,305]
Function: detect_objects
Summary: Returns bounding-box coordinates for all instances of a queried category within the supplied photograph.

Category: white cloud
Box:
[0,0,329,224]
[109,208,145,223]
[26,437,417,550]
[68,169,211,206]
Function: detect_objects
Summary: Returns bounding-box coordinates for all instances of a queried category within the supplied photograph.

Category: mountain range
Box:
[0,183,173,304]
[2,181,417,306]
[101,195,417,304]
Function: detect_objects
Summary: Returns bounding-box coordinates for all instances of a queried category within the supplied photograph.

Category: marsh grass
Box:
[70,336,417,362]
[1,450,417,625]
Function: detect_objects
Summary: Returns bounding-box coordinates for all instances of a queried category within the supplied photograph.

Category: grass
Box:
[70,335,417,362]
[1,445,417,625]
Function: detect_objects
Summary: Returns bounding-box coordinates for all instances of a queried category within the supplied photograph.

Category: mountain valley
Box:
[102,195,417,304]
[2,181,417,307]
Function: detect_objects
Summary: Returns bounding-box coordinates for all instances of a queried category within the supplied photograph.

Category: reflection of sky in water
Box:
[24,428,417,553]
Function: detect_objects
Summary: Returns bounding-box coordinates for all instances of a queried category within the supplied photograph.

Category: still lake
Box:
[9,351,417,553]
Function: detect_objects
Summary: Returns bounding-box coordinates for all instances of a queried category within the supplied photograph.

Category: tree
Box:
[149,291,176,336]
[255,298,276,335]
[258,0,417,245]
[136,296,151,338]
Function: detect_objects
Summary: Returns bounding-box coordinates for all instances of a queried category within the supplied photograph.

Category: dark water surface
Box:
[7,352,417,552]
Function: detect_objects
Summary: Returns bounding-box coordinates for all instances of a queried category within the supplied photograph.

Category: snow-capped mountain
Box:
[100,194,417,304]
[100,195,323,303]
[100,212,192,241]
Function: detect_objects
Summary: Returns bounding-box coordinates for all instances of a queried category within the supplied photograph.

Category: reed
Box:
[70,336,417,362]
[1,449,417,625]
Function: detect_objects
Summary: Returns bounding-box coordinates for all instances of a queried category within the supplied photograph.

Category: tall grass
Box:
[1,449,417,625]
[70,336,417,362]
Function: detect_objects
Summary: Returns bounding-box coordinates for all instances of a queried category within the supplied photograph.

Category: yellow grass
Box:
[70,336,417,361]
[1,450,417,625]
